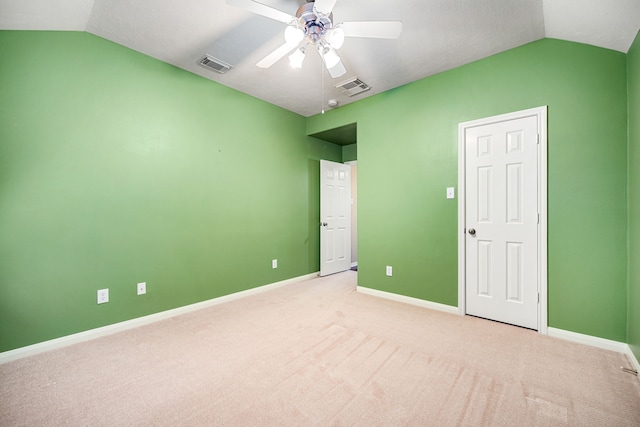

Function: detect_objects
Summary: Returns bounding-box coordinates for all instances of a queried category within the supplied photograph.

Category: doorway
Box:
[310,123,358,276]
[457,107,548,333]
[320,160,352,276]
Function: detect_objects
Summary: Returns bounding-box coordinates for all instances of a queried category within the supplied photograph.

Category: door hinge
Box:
[537,134,540,144]
[537,293,540,303]
[537,213,540,224]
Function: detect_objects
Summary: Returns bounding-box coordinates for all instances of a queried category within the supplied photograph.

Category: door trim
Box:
[457,106,548,334]
[345,161,358,268]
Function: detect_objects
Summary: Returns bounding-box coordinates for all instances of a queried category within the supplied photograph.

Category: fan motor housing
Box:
[296,2,333,44]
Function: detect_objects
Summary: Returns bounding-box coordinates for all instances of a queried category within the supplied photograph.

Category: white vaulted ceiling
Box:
[1,0,639,117]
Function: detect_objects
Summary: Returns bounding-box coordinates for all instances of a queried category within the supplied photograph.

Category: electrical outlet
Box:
[386,266,393,277]
[97,288,109,304]
[137,282,146,295]
[272,259,278,269]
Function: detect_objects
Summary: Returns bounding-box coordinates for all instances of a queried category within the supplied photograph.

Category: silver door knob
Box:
[321,222,328,227]
[468,228,476,236]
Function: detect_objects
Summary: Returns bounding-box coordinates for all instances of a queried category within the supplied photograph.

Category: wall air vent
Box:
[334,77,371,97]
[198,55,232,74]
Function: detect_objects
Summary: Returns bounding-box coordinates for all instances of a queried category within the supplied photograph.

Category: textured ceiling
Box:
[1,0,639,117]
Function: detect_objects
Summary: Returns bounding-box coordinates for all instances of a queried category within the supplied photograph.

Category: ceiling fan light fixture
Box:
[289,47,306,68]
[284,25,304,47]
[327,27,345,49]
[321,47,340,68]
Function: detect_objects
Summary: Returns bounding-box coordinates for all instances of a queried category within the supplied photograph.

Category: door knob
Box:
[321,222,328,227]
[468,228,476,236]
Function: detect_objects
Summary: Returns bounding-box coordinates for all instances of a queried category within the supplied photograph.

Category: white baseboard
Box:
[0,272,319,365]
[356,286,459,315]
[548,327,640,374]
[547,327,628,353]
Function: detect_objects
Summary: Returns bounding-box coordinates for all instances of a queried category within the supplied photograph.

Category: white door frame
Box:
[457,106,548,334]
[345,160,358,268]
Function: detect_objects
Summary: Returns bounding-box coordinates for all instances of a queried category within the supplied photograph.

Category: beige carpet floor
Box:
[1,271,639,426]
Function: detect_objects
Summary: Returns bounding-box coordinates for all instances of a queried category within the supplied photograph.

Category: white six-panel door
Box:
[461,111,543,330]
[320,160,351,276]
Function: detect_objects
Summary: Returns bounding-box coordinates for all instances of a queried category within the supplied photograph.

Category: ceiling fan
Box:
[226,0,402,78]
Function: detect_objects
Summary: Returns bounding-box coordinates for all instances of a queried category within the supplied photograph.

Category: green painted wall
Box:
[309,38,629,342]
[628,30,640,361]
[343,144,357,162]
[0,31,341,352]
[0,31,633,352]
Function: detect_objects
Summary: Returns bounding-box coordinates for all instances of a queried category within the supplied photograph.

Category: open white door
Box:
[320,160,351,276]
[458,107,547,331]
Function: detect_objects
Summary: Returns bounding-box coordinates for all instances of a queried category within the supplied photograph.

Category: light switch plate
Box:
[447,187,455,199]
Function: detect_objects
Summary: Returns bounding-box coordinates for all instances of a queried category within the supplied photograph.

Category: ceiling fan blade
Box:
[257,43,297,68]
[340,21,403,39]
[326,59,347,78]
[313,0,338,16]
[226,0,295,24]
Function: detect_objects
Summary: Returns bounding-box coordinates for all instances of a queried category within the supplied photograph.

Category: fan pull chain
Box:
[321,58,325,114]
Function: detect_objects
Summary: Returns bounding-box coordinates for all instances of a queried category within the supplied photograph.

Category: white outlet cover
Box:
[272,259,278,269]
[386,266,393,276]
[97,288,109,304]
[137,282,146,295]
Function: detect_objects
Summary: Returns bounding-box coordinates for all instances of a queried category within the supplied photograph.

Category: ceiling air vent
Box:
[198,55,232,74]
[335,77,371,97]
